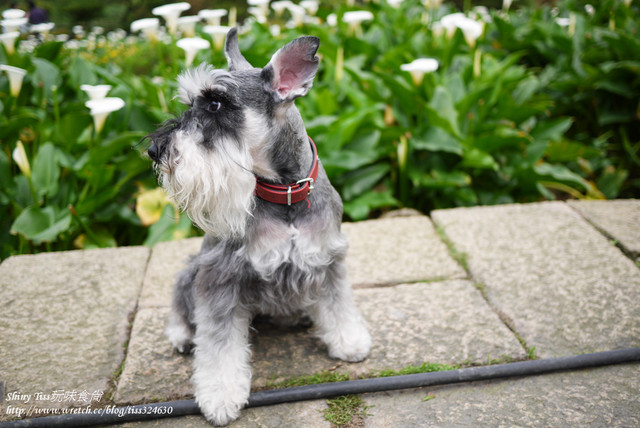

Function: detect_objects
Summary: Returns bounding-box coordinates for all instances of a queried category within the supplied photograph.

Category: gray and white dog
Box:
[145,28,371,426]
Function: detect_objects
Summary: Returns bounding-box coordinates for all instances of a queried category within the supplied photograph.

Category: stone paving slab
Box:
[342,216,467,288]
[138,238,203,308]
[103,400,330,428]
[0,247,149,421]
[568,199,640,260]
[363,362,640,427]
[114,280,525,404]
[431,202,640,358]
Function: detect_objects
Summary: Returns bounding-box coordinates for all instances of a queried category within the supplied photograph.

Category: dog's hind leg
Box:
[309,262,372,363]
[165,263,197,354]
[191,295,252,426]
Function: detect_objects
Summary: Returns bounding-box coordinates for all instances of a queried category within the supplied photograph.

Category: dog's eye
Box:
[208,100,221,112]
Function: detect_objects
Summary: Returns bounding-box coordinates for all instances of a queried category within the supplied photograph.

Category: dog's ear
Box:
[225,27,253,71]
[261,36,320,103]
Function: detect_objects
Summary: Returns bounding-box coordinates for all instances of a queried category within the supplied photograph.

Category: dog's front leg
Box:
[310,263,372,363]
[192,303,252,426]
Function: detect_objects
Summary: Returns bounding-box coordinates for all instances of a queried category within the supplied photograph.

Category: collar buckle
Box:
[288,177,315,206]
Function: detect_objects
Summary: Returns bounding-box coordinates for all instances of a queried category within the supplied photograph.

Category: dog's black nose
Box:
[147,143,159,162]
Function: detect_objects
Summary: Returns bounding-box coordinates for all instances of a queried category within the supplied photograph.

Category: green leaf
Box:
[531,117,573,143]
[534,163,589,190]
[343,189,399,221]
[31,58,62,100]
[144,205,193,246]
[413,169,471,189]
[460,148,498,170]
[413,126,463,155]
[342,164,390,201]
[425,86,461,138]
[512,75,540,105]
[11,205,71,244]
[34,41,63,62]
[31,142,60,199]
[80,226,117,249]
[596,167,628,199]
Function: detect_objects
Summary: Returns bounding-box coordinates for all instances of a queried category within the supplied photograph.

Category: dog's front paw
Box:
[326,321,372,363]
[165,314,194,354]
[196,384,249,426]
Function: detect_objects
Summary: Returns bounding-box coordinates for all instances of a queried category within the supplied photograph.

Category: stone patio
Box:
[1,199,639,427]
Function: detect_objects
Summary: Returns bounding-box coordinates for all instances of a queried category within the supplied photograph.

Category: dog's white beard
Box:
[162,130,256,239]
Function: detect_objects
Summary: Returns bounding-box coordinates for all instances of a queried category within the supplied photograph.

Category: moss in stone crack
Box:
[375,362,459,377]
[435,225,469,274]
[266,371,350,389]
[323,394,372,428]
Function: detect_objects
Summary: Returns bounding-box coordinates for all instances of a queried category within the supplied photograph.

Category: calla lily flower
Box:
[440,13,484,47]
[203,25,230,50]
[152,2,191,35]
[80,84,112,100]
[30,22,55,36]
[343,11,374,35]
[85,97,125,134]
[1,17,28,33]
[0,64,27,97]
[198,9,228,26]
[131,18,160,41]
[12,140,31,179]
[248,0,270,16]
[2,9,26,19]
[401,58,439,85]
[503,0,513,11]
[0,31,20,54]
[176,37,210,67]
[248,7,268,24]
[272,1,294,16]
[300,0,319,15]
[423,0,443,8]
[287,4,307,27]
[177,16,200,37]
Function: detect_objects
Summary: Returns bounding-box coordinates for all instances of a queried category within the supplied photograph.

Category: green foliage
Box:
[1,0,639,258]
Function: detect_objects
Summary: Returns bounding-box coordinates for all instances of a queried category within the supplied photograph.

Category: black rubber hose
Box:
[3,347,639,427]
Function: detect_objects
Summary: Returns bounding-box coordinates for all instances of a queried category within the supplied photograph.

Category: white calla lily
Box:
[440,13,484,47]
[2,9,26,20]
[0,64,27,97]
[203,25,230,50]
[198,9,228,26]
[300,0,319,15]
[0,31,20,54]
[12,140,31,179]
[177,16,200,37]
[131,18,160,41]
[272,1,294,16]
[1,17,28,33]
[30,22,55,36]
[152,2,191,35]
[343,11,374,35]
[248,0,270,15]
[401,58,439,85]
[176,37,210,67]
[85,97,125,134]
[80,84,112,100]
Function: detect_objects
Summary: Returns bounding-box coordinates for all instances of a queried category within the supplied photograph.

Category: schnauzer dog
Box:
[145,28,371,426]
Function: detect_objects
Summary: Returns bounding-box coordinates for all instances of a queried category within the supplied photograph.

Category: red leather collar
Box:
[254,137,319,206]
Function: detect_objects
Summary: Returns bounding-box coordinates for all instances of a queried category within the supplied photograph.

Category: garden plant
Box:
[1,0,638,259]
